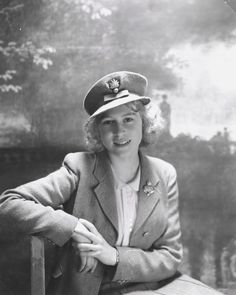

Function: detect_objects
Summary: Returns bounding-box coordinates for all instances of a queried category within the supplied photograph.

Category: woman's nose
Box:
[113,122,124,134]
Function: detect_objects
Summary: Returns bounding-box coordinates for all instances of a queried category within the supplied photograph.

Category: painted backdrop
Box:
[0,1,236,294]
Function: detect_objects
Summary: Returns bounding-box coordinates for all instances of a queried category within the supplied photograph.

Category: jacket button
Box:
[143,231,149,237]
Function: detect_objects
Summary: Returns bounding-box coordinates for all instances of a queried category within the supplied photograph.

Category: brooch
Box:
[106,78,120,93]
[143,181,159,197]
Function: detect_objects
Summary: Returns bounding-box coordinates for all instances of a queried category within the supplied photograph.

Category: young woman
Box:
[0,71,222,295]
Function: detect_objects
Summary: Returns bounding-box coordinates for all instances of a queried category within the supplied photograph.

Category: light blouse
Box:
[110,165,140,246]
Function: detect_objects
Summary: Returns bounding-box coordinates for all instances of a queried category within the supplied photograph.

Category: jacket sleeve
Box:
[0,154,79,247]
[112,165,183,283]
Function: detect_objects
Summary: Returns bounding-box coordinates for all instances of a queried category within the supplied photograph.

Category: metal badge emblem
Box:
[106,78,120,93]
[143,181,159,197]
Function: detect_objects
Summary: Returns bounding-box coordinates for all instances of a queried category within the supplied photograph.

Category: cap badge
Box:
[106,78,120,94]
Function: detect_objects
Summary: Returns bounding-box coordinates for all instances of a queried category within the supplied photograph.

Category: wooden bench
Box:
[31,236,45,295]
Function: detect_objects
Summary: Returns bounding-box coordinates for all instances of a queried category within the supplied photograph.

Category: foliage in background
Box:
[0,0,111,93]
[0,0,113,147]
[0,0,235,148]
[0,1,56,93]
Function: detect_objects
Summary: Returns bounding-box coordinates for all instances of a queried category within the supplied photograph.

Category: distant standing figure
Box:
[229,240,236,280]
[159,94,171,134]
[223,127,229,142]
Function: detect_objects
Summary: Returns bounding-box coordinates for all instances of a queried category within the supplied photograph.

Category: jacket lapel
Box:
[93,152,119,233]
[132,151,161,235]
[93,151,162,238]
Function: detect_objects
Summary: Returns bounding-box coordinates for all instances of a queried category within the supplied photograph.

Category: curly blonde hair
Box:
[83,101,163,152]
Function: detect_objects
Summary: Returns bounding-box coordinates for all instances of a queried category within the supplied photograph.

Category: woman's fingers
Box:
[72,220,117,266]
[90,258,98,273]
[79,256,87,272]
[79,251,96,258]
[78,255,98,273]
[79,219,100,236]
[72,230,91,243]
[75,243,98,252]
[75,229,100,244]
[80,257,95,273]
[72,220,91,243]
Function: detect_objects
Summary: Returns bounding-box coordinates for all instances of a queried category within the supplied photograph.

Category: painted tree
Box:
[0,1,56,93]
[0,0,111,93]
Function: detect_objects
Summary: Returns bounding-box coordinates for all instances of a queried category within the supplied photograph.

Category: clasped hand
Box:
[72,219,117,273]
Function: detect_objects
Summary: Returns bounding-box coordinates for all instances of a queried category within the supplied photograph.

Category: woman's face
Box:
[98,104,143,157]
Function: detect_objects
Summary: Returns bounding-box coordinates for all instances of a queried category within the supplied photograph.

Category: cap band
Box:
[104,89,129,102]
[90,94,150,117]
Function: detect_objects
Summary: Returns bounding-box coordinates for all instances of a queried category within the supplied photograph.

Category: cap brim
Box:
[90,95,151,118]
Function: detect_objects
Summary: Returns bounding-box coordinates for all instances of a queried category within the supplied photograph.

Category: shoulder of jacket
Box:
[145,155,177,179]
[63,151,96,174]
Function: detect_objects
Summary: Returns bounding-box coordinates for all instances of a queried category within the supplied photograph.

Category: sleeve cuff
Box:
[45,210,78,247]
[111,246,134,281]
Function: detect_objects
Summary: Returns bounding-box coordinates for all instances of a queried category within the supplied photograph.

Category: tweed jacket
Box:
[0,150,183,295]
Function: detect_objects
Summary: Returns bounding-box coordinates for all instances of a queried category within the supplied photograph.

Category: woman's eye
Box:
[102,120,113,126]
[124,117,134,123]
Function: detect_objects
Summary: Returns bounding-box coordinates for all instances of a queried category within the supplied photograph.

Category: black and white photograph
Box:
[0,1,236,295]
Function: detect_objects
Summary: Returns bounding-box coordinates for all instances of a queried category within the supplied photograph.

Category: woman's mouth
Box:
[113,139,131,146]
